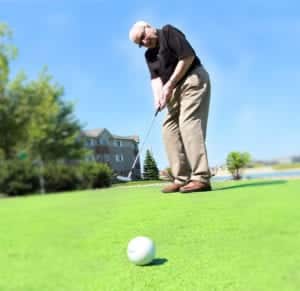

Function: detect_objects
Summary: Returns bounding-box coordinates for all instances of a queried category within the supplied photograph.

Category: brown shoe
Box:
[180,181,212,193]
[161,183,183,193]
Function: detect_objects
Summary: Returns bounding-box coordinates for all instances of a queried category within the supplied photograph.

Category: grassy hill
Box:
[0,179,299,291]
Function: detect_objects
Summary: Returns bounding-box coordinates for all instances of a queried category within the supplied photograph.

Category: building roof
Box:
[82,128,139,143]
[83,128,105,138]
[112,135,139,143]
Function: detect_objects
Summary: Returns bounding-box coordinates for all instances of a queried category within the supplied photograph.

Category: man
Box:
[129,21,212,193]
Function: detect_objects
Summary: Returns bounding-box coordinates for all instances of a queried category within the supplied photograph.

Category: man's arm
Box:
[160,55,195,109]
[151,77,163,110]
[167,55,195,88]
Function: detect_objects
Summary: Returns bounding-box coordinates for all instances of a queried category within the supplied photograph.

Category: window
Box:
[100,138,108,145]
[87,139,96,147]
[115,154,124,162]
[114,140,122,147]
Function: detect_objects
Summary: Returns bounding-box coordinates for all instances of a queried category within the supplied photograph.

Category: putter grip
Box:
[155,107,160,116]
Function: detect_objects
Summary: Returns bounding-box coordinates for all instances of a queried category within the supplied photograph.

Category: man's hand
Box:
[151,77,175,111]
[159,81,175,109]
[151,77,163,112]
[154,96,161,112]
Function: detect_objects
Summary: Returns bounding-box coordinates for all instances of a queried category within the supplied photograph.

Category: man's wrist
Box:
[168,78,177,88]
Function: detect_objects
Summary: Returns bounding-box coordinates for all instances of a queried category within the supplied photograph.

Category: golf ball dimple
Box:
[127,236,155,266]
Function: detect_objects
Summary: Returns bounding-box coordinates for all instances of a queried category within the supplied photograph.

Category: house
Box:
[82,128,141,179]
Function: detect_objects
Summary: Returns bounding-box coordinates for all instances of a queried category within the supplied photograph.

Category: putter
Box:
[117,108,160,182]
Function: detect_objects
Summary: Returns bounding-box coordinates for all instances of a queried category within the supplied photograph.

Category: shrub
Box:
[0,160,114,196]
[44,163,81,193]
[0,160,40,196]
[79,162,113,189]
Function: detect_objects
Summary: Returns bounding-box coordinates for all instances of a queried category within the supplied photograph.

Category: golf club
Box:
[117,108,160,182]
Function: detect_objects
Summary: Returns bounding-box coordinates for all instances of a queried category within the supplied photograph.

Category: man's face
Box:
[135,26,158,49]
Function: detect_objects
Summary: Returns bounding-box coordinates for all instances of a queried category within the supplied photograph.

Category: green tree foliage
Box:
[143,150,159,180]
[226,151,251,180]
[0,90,31,158]
[0,22,87,162]
[0,22,115,196]
[0,23,18,96]
[21,68,87,162]
[0,23,22,158]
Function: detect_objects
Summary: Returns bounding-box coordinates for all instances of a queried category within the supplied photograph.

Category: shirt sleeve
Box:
[164,25,196,59]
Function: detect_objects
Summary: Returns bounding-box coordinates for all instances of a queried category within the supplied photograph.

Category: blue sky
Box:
[2,0,300,169]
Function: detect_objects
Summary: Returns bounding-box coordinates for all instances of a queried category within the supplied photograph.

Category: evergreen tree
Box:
[143,150,159,180]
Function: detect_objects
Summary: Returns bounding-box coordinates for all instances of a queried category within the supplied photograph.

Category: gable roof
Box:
[83,128,105,138]
[112,135,139,143]
[82,128,139,143]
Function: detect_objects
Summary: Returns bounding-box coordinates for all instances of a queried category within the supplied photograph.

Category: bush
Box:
[0,160,40,196]
[44,162,113,193]
[44,163,81,193]
[79,162,113,189]
[0,160,114,196]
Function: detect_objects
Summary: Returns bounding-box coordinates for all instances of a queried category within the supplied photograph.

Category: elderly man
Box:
[129,21,212,193]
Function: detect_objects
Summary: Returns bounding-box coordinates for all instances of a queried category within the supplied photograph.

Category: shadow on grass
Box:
[144,258,168,267]
[216,180,287,191]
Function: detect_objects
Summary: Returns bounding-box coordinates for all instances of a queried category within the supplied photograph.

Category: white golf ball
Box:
[127,236,156,266]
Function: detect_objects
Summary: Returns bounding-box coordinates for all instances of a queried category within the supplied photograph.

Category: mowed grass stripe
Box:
[0,179,299,291]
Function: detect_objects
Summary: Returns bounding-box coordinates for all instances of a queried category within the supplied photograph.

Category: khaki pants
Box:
[162,66,211,184]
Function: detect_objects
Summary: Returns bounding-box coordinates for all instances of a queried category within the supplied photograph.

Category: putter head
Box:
[116,175,132,182]
[116,110,159,183]
[116,170,133,182]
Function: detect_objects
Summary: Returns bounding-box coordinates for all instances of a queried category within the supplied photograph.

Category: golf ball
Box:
[127,236,155,266]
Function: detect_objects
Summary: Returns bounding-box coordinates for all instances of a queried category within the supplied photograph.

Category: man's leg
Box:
[162,95,190,187]
[178,66,211,185]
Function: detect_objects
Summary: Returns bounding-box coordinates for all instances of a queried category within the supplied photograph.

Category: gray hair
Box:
[129,20,151,42]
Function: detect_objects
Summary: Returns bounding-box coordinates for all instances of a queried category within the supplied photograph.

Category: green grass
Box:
[1,179,300,291]
[113,179,166,187]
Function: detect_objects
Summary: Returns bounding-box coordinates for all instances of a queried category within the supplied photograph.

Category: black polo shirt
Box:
[145,24,202,85]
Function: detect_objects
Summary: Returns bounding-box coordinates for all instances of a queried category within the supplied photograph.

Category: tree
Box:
[1,67,87,162]
[21,68,87,162]
[0,72,32,159]
[143,150,159,180]
[0,22,87,162]
[226,151,251,180]
[0,23,22,158]
[0,23,33,158]
[0,23,18,96]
